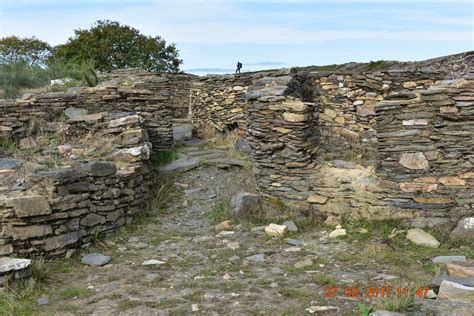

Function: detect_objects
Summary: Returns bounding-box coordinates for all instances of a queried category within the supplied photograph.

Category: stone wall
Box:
[100,69,196,119]
[0,75,179,153]
[246,76,318,201]
[0,113,155,257]
[190,71,290,136]
[376,78,474,227]
[244,64,473,226]
[286,70,445,161]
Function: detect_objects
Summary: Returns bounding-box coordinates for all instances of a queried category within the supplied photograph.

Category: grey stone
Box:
[64,107,88,120]
[420,297,474,316]
[0,257,31,273]
[44,231,83,251]
[432,256,467,264]
[108,115,140,128]
[287,239,302,246]
[451,217,474,241]
[81,253,112,266]
[4,224,52,240]
[37,297,50,306]
[80,213,106,227]
[0,158,23,170]
[35,169,86,184]
[10,195,51,218]
[271,267,284,275]
[282,220,298,232]
[66,182,98,193]
[159,157,199,173]
[145,273,159,282]
[410,217,450,229]
[230,192,260,216]
[234,139,251,154]
[431,270,474,287]
[131,242,149,249]
[330,160,356,169]
[90,162,117,177]
[438,280,474,303]
[370,311,405,316]
[183,138,205,147]
[245,254,265,263]
[228,255,241,265]
[406,228,440,248]
[0,244,13,256]
[173,124,193,141]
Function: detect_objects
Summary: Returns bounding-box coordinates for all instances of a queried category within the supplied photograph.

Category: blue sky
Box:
[0,0,472,75]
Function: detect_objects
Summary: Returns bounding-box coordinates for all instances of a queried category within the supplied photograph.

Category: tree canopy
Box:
[0,36,52,66]
[52,20,182,72]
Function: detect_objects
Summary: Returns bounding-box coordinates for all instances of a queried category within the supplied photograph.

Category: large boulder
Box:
[438,280,474,303]
[234,139,251,154]
[406,228,440,248]
[450,217,474,241]
[230,192,260,216]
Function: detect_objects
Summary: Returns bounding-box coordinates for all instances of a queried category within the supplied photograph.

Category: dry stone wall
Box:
[190,71,290,136]
[376,78,474,227]
[244,60,473,226]
[0,75,179,153]
[1,113,155,257]
[100,69,196,120]
[286,70,445,161]
[246,76,318,201]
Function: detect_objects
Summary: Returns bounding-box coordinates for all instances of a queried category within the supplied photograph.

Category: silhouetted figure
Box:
[236,61,242,74]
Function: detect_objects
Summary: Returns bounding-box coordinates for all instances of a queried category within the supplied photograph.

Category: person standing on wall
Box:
[236,61,242,74]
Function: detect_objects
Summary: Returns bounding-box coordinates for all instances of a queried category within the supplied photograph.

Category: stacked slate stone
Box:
[0,114,155,258]
[246,76,319,201]
[0,76,176,152]
[306,70,444,160]
[376,78,474,227]
[98,70,197,119]
[190,70,290,136]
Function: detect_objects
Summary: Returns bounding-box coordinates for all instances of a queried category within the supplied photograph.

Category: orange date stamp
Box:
[323,286,431,299]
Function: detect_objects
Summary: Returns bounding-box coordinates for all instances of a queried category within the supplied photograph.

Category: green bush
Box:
[0,60,98,99]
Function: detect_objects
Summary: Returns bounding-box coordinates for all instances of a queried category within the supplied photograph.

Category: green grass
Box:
[279,288,312,299]
[149,232,178,246]
[0,258,54,315]
[0,138,18,153]
[118,299,142,310]
[207,202,230,223]
[0,280,40,315]
[312,273,337,286]
[152,150,179,168]
[375,296,420,313]
[362,60,391,71]
[358,303,373,316]
[60,287,94,300]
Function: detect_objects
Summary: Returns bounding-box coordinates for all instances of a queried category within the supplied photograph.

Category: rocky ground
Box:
[3,139,472,315]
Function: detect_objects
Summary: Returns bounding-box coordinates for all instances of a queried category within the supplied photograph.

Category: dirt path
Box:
[35,141,472,315]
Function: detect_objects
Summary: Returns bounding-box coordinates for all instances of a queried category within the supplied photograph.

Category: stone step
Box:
[173,124,193,142]
[159,157,200,174]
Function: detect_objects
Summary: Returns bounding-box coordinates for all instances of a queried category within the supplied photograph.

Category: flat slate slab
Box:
[81,253,112,266]
[0,158,23,170]
[173,124,193,141]
[0,257,31,273]
[159,157,199,173]
[432,256,467,264]
[182,138,205,147]
[431,271,474,287]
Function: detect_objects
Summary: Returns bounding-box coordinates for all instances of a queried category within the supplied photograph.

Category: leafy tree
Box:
[52,20,182,72]
[0,36,52,66]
